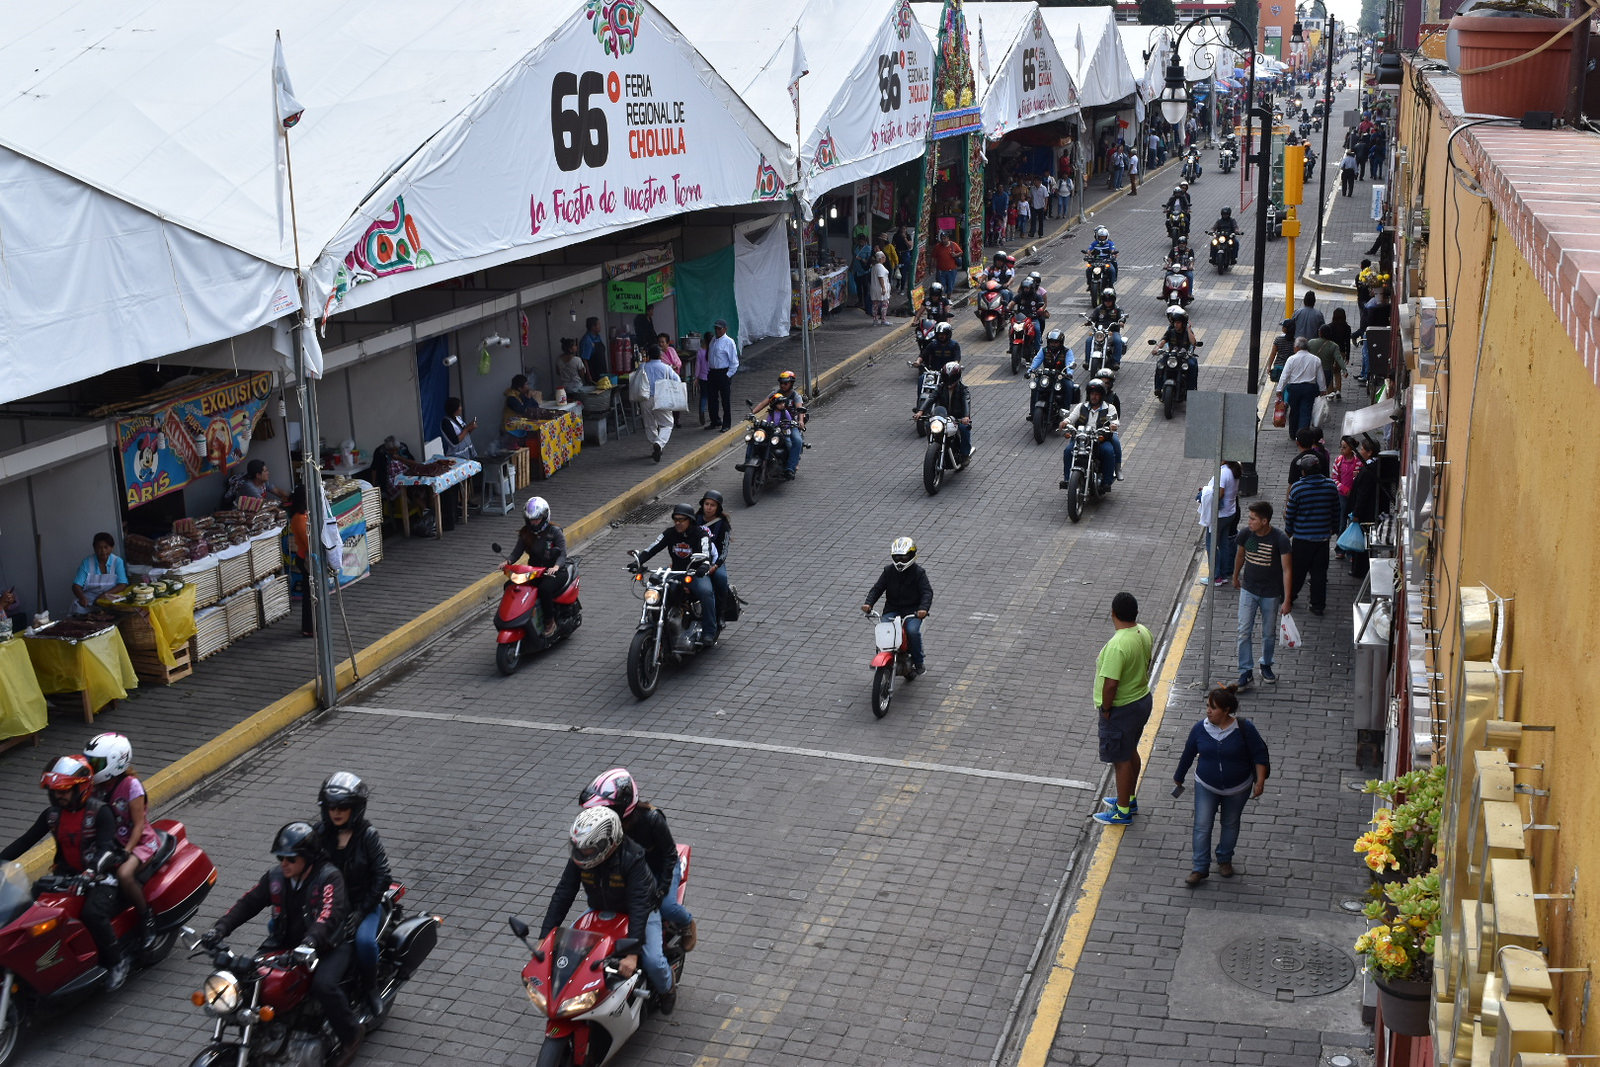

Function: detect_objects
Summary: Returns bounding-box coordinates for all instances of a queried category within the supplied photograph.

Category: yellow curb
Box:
[1016,570,1206,1066]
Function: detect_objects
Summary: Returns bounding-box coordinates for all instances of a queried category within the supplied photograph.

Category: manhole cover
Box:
[1219,935,1356,1001]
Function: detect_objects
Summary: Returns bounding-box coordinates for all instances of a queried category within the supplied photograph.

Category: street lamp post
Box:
[1312,16,1337,274]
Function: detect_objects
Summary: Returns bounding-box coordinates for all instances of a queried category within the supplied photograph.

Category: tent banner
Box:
[985,11,1079,139]
[115,372,275,508]
[314,1,789,318]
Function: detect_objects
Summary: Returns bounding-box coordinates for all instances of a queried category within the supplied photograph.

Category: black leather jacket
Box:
[921,382,971,419]
[541,837,657,942]
[513,522,567,569]
[919,340,961,371]
[1089,305,1125,330]
[315,819,392,919]
[215,861,350,952]
[622,805,679,905]
[864,563,934,616]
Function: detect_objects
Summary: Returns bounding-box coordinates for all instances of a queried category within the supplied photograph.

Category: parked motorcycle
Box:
[1150,338,1203,421]
[626,551,727,699]
[181,887,439,1067]
[1164,209,1190,244]
[1081,317,1123,382]
[507,844,691,1066]
[921,405,971,496]
[1027,364,1077,444]
[866,612,924,718]
[0,821,216,1064]
[1207,231,1239,273]
[1007,312,1038,376]
[909,360,940,437]
[1060,421,1110,524]
[1083,253,1115,306]
[1181,150,1202,182]
[974,282,1006,341]
[489,547,582,676]
[1160,264,1193,308]
[735,400,802,505]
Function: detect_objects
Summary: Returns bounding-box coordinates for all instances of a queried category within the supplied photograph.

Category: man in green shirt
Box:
[1092,592,1154,826]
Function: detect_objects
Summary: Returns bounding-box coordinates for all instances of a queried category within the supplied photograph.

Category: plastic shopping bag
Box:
[1272,399,1288,428]
[1311,394,1330,430]
[1336,520,1367,554]
[1278,612,1302,650]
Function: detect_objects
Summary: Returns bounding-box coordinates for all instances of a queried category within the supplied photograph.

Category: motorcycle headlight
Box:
[1167,356,1180,368]
[558,990,600,1018]
[644,588,662,605]
[1055,380,1064,390]
[524,978,549,1013]
[753,429,767,443]
[197,971,242,1017]
[928,418,946,435]
[509,570,533,585]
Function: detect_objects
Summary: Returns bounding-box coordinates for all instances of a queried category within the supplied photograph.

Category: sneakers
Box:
[1236,670,1253,690]
[1259,663,1277,684]
[140,911,158,952]
[1213,577,1230,586]
[1091,806,1133,825]
[1059,479,1070,489]
[651,444,662,462]
[104,955,130,992]
[1101,796,1139,815]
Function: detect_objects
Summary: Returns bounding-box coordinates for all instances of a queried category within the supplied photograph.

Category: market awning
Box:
[1037,8,1138,110]
[916,2,1080,141]
[656,0,936,208]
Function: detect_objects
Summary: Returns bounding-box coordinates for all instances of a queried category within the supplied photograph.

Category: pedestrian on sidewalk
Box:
[705,320,738,432]
[850,234,873,314]
[1174,688,1270,886]
[1286,427,1331,489]
[1232,502,1292,690]
[1354,134,1371,180]
[933,232,961,296]
[1058,173,1075,221]
[1346,436,1382,578]
[1332,435,1361,554]
[1091,592,1155,826]
[1031,177,1049,236]
[694,332,711,426]
[1126,149,1139,196]
[1290,290,1326,344]
[635,346,681,463]
[869,251,892,326]
[1320,310,1353,391]
[1278,339,1326,440]
[1340,149,1357,196]
[1197,461,1241,586]
[1016,195,1032,240]
[1283,455,1342,615]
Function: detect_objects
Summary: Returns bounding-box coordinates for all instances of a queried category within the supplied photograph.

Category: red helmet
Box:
[41,754,96,810]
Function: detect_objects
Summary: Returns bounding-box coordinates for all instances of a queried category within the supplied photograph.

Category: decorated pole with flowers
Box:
[911,0,982,289]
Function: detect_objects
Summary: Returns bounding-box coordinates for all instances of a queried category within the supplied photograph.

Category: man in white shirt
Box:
[705,320,740,432]
[1277,339,1328,441]
[1031,179,1050,237]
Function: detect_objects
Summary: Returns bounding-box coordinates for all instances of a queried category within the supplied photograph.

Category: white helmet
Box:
[1094,226,1109,241]
[523,496,550,524]
[84,731,133,784]
[1166,304,1186,321]
[569,807,624,870]
[890,536,917,571]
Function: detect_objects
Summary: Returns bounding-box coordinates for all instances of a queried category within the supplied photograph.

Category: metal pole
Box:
[1246,103,1273,396]
[1312,16,1336,274]
[794,200,815,399]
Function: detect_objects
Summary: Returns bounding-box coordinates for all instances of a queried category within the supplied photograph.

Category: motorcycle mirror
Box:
[491,543,503,555]
[745,399,755,410]
[508,916,530,941]
[1147,339,1157,346]
[1194,341,1205,348]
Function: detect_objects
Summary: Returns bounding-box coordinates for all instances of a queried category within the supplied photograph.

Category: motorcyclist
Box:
[1028,328,1075,376]
[1086,226,1119,285]
[1085,287,1127,369]
[510,496,569,639]
[633,503,718,647]
[1168,182,1193,215]
[859,536,934,676]
[1165,236,1196,298]
[1212,206,1239,238]
[913,362,972,461]
[202,822,361,1064]
[1059,378,1121,494]
[921,281,952,321]
[313,772,391,1021]
[541,807,673,1014]
[916,321,961,387]
[579,768,696,953]
[1,755,126,989]
[85,731,161,951]
[1164,189,1190,240]
[694,490,736,624]
[985,251,1016,303]
[762,370,807,480]
[1159,305,1201,394]
[1016,271,1049,336]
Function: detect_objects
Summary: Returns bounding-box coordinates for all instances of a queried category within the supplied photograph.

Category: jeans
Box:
[641,909,672,993]
[706,368,733,430]
[1284,381,1319,437]
[938,269,958,296]
[955,422,971,459]
[785,427,804,473]
[1192,784,1251,872]
[660,859,694,928]
[355,907,382,982]
[1290,538,1330,611]
[1082,332,1124,368]
[1204,511,1239,581]
[1031,211,1045,237]
[311,941,360,1044]
[1237,590,1281,674]
[883,611,925,667]
[1062,439,1118,488]
[708,564,732,621]
[689,574,719,641]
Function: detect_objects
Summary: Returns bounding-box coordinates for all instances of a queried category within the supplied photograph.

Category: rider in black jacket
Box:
[204,822,360,1058]
[580,768,697,951]
[634,503,719,645]
[861,536,935,674]
[1086,287,1127,368]
[512,496,570,638]
[913,362,973,459]
[314,772,391,1018]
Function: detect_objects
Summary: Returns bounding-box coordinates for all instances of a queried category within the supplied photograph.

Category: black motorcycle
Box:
[1206,230,1238,273]
[1060,421,1109,524]
[1149,337,1203,420]
[1181,151,1202,182]
[1083,252,1115,306]
[1081,317,1123,382]
[626,550,733,698]
[1165,209,1190,244]
[735,400,802,505]
[922,405,972,495]
[1028,364,1078,445]
[909,360,940,436]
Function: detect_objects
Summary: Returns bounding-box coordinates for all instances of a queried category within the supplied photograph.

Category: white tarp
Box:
[1037,8,1139,110]
[920,2,1080,140]
[1117,27,1165,105]
[733,220,792,344]
[657,0,936,206]
[0,146,299,405]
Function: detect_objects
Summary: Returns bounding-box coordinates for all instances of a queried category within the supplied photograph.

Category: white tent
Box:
[656,0,936,207]
[1117,27,1166,107]
[1037,8,1139,110]
[916,2,1080,141]
[0,0,793,400]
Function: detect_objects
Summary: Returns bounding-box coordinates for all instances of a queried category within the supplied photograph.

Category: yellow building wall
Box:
[1400,74,1600,1047]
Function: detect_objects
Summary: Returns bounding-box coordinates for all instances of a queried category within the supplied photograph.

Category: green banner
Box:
[606,279,646,314]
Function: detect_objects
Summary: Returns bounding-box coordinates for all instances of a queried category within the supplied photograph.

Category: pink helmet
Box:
[578,767,638,817]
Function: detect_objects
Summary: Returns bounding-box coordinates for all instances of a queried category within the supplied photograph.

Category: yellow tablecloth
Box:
[25,628,139,714]
[105,587,197,668]
[0,638,47,741]
[532,409,582,478]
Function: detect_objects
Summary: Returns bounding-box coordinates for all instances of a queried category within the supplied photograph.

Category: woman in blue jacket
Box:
[1174,688,1270,886]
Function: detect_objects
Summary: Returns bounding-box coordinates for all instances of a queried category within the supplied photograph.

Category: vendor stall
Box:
[0,637,47,753]
[104,583,198,685]
[390,456,482,539]
[529,406,582,480]
[820,266,850,312]
[24,619,139,722]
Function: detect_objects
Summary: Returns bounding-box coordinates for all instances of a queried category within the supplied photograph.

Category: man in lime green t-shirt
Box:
[1091,592,1154,826]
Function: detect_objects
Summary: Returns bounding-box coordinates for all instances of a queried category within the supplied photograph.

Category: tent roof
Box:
[1115,26,1165,103]
[912,2,1079,138]
[1037,8,1137,110]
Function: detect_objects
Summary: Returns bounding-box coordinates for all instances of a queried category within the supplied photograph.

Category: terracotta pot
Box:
[1374,973,1434,1037]
[1451,14,1583,118]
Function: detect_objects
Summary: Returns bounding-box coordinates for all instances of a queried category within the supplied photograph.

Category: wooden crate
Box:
[511,447,532,489]
[129,643,193,686]
[259,575,290,626]
[218,554,253,596]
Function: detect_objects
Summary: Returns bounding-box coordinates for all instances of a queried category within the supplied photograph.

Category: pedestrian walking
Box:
[1058,173,1075,220]
[1290,291,1325,343]
[1283,456,1342,615]
[1016,195,1032,240]
[1354,134,1371,180]
[694,332,711,425]
[1174,688,1270,886]
[1091,592,1155,826]
[1031,177,1049,236]
[704,320,739,432]
[850,234,873,314]
[1346,436,1382,578]
[1126,149,1139,196]
[869,251,892,326]
[1320,310,1353,391]
[989,185,1010,245]
[1340,149,1357,196]
[1277,339,1326,440]
[1112,145,1127,190]
[1232,502,1292,690]
[634,345,682,463]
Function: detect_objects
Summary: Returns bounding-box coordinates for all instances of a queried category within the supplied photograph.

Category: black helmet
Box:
[272,821,322,862]
[1087,378,1108,397]
[934,322,953,340]
[1100,287,1116,302]
[1220,207,1233,217]
[929,281,945,297]
[1045,329,1066,349]
[318,771,370,823]
[670,502,696,521]
[699,489,724,511]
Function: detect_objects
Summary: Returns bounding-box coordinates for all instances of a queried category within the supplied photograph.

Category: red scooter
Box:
[0,819,216,1064]
[974,281,1006,341]
[509,845,691,1067]
[1007,312,1039,376]
[490,544,583,676]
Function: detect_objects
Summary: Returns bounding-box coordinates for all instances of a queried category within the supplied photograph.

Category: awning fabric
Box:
[1037,8,1138,110]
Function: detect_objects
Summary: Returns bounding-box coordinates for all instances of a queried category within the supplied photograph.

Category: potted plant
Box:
[1353,764,1445,882]
[1449,0,1588,118]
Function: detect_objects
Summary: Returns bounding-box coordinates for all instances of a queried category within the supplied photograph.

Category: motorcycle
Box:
[974,283,1006,341]
[489,547,582,676]
[1060,421,1110,524]
[866,612,924,718]
[625,551,728,699]
[181,887,440,1067]
[1164,209,1190,244]
[0,821,216,1064]
[920,405,971,496]
[1181,151,1202,182]
[1266,200,1282,241]
[1083,253,1115,306]
[1150,337,1203,421]
[1218,143,1237,173]
[1304,147,1317,181]
[909,360,940,437]
[507,843,692,1066]
[1006,312,1038,376]
[1207,231,1239,273]
[735,400,802,506]
[1027,363,1077,444]
[913,317,938,359]
[1160,263,1193,308]
[1081,317,1123,382]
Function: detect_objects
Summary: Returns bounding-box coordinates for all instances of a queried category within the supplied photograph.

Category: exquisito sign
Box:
[930,105,983,140]
[115,373,275,508]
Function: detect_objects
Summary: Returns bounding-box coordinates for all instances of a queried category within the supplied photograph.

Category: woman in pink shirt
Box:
[657,333,684,426]
[85,732,162,947]
[1332,435,1361,557]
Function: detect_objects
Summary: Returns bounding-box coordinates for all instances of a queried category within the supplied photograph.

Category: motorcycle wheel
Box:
[186,1046,241,1067]
[1066,469,1086,524]
[0,1000,19,1067]
[923,442,944,496]
[871,665,893,718]
[494,640,522,677]
[983,318,997,342]
[1032,405,1047,444]
[741,462,763,507]
[1163,381,1177,421]
[626,630,662,700]
[535,1036,576,1067]
[141,926,181,965]
[1011,347,1022,375]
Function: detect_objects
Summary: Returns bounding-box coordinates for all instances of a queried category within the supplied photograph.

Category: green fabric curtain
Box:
[674,245,739,343]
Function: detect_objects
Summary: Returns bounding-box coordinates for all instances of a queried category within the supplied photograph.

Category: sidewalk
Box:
[1035,390,1382,1065]
[1303,145,1388,295]
[0,308,894,827]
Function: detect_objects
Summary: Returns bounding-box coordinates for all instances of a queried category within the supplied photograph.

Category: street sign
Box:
[1184,391,1258,462]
